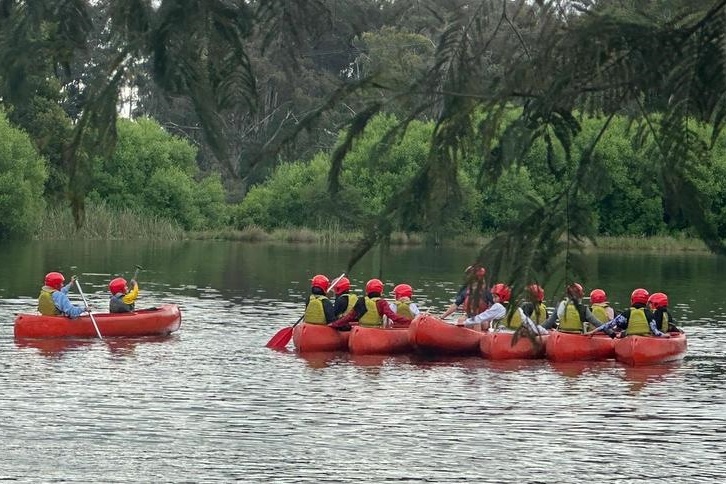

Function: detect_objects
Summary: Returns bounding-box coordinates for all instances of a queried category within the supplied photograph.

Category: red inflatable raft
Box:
[480,331,549,360]
[545,331,615,362]
[292,322,349,352]
[348,326,412,355]
[13,304,182,339]
[614,332,687,366]
[408,314,484,355]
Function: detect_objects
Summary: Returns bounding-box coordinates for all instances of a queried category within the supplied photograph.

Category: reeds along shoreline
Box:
[34,203,710,251]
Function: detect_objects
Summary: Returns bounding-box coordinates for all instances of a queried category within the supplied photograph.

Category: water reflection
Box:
[621,363,682,393]
[14,334,180,359]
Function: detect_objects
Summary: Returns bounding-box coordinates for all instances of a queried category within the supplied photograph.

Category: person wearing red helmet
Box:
[37,271,86,318]
[330,278,412,329]
[498,284,549,332]
[331,277,358,319]
[303,274,336,325]
[647,292,681,333]
[542,282,602,333]
[456,282,509,331]
[389,283,420,320]
[588,288,669,338]
[589,288,614,323]
[109,276,140,313]
[441,263,492,320]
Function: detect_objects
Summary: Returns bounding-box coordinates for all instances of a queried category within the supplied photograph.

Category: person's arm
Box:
[52,292,85,319]
[542,301,563,329]
[329,298,365,328]
[459,303,506,327]
[646,309,667,337]
[377,299,411,324]
[410,302,420,316]
[333,295,348,316]
[122,280,139,305]
[441,286,467,319]
[322,298,336,323]
[586,313,627,335]
[60,275,77,295]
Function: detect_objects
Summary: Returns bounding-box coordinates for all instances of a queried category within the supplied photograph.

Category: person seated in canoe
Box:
[329,278,412,330]
[542,282,602,333]
[491,284,548,334]
[304,274,336,325]
[648,292,682,334]
[587,288,670,338]
[389,283,420,321]
[109,277,139,313]
[589,288,614,323]
[456,283,510,331]
[331,276,358,319]
[37,271,86,319]
[440,263,493,320]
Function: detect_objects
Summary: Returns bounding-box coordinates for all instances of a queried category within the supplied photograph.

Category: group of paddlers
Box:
[38,271,140,318]
[304,263,679,338]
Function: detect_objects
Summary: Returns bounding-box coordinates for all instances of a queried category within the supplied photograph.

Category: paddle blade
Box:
[266,326,293,348]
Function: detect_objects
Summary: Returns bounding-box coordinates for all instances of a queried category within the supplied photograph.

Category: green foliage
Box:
[0,110,48,238]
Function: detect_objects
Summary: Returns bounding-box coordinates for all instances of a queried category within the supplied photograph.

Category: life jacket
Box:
[38,288,60,316]
[109,292,135,313]
[359,297,383,327]
[591,303,610,323]
[658,309,671,333]
[304,294,329,324]
[463,288,489,318]
[626,307,650,335]
[341,293,358,317]
[503,307,523,329]
[532,302,548,324]
[559,300,584,333]
[394,298,414,319]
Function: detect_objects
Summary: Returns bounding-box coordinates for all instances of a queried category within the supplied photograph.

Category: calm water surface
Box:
[0,240,725,483]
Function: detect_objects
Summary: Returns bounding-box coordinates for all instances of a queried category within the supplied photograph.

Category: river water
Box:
[0,240,724,483]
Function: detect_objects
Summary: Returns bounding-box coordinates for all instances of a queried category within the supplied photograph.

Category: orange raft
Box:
[545,331,615,362]
[480,331,549,360]
[614,332,687,366]
[292,322,350,352]
[348,326,412,355]
[408,314,483,355]
[13,304,182,339]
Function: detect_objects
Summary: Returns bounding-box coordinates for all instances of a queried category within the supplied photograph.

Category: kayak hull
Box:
[545,331,615,362]
[480,331,549,360]
[292,322,349,352]
[348,326,412,355]
[614,332,687,366]
[408,314,483,355]
[13,304,182,339]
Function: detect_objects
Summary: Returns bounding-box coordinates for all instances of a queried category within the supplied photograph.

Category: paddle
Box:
[265,272,346,349]
[133,264,143,281]
[75,279,103,340]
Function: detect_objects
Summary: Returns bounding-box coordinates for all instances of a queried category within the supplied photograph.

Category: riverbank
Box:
[36,203,710,252]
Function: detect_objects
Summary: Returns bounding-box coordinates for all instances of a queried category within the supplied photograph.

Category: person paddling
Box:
[109,277,139,313]
[648,292,682,333]
[304,274,336,325]
[37,272,86,319]
[587,288,670,338]
[330,278,412,329]
[542,282,602,333]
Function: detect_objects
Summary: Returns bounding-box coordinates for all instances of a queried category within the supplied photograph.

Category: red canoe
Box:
[408,314,484,355]
[348,326,412,355]
[480,331,549,360]
[545,331,615,362]
[13,304,182,339]
[292,322,350,352]
[614,332,687,366]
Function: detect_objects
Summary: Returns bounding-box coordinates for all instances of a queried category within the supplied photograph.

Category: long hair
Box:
[463,264,489,315]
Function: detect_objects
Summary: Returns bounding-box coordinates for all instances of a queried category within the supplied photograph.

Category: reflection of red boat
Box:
[614,332,687,366]
[545,331,615,362]
[292,323,349,352]
[15,334,178,357]
[480,331,548,360]
[13,304,182,339]
[408,314,483,355]
[348,326,412,355]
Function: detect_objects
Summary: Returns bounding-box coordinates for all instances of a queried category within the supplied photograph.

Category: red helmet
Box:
[568,283,584,299]
[590,289,607,304]
[393,283,413,299]
[491,283,511,303]
[332,277,350,295]
[365,278,384,294]
[109,277,128,294]
[631,288,649,305]
[311,274,330,292]
[648,292,668,309]
[528,284,544,302]
[465,265,486,279]
[44,272,65,290]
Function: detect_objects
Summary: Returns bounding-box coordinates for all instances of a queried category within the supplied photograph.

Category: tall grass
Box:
[37,202,184,240]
